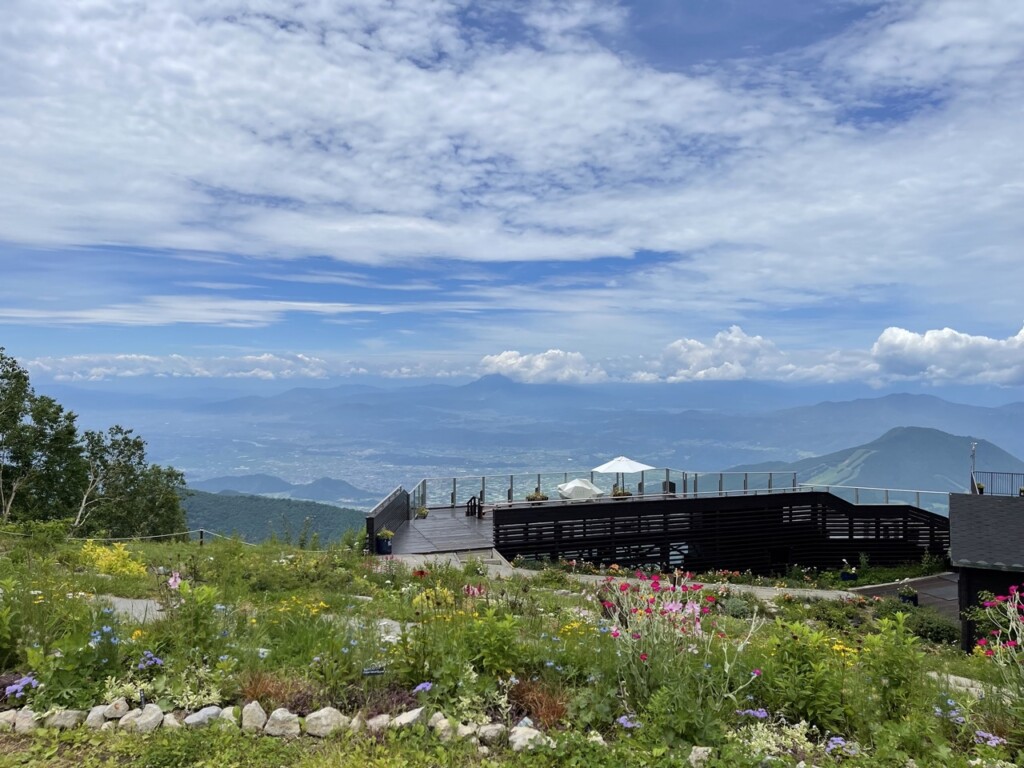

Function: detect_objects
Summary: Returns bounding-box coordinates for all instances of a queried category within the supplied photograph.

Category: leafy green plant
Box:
[762,621,849,733]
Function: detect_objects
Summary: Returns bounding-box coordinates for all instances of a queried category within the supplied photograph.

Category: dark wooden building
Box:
[950,492,1024,651]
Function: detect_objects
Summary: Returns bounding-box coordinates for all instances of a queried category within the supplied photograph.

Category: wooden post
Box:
[199,529,204,547]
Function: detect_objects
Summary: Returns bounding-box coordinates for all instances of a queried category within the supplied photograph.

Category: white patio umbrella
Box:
[592,456,656,492]
[557,478,603,500]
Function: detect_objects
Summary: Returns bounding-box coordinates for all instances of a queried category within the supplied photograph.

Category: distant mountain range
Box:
[188,474,378,508]
[181,489,365,543]
[44,374,1024,492]
[730,426,1024,492]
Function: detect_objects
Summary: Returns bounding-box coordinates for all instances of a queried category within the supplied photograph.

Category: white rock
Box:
[85,706,107,730]
[477,723,507,746]
[456,723,479,740]
[264,708,300,738]
[100,720,116,732]
[134,704,165,734]
[45,710,87,730]
[0,710,17,732]
[15,709,38,735]
[389,707,424,729]
[218,707,238,726]
[184,706,223,728]
[162,713,181,729]
[103,698,130,720]
[118,709,143,730]
[428,711,447,728]
[366,714,391,734]
[478,746,491,756]
[434,719,454,742]
[377,619,404,643]
[689,746,714,767]
[241,701,267,732]
[305,707,349,738]
[509,726,554,752]
[349,714,364,733]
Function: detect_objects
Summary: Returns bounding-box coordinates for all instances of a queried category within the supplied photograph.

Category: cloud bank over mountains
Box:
[26,325,1024,388]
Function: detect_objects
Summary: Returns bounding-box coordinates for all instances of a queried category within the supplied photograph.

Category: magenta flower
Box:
[167,571,181,590]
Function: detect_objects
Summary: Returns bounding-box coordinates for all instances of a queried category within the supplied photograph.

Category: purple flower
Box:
[974,730,1007,747]
[4,675,39,699]
[825,736,859,756]
[413,681,433,694]
[616,715,641,729]
[735,708,768,719]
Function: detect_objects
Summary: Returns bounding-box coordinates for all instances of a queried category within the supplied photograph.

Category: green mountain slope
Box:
[188,474,378,506]
[729,426,1024,492]
[181,489,365,543]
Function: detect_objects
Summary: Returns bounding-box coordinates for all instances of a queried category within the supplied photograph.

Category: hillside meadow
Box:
[0,524,1021,768]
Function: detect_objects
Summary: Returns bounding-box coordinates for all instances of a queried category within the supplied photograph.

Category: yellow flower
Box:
[131,629,145,641]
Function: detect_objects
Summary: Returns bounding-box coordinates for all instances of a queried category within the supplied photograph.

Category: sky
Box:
[2,0,1024,391]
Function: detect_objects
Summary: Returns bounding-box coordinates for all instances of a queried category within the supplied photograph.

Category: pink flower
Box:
[752,668,762,677]
[977,638,988,646]
[619,583,630,592]
[167,571,181,590]
[611,629,621,639]
[639,653,648,662]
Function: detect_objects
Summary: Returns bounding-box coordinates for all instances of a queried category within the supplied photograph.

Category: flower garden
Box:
[0,524,1021,768]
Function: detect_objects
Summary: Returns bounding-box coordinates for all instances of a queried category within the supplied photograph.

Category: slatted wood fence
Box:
[492,491,949,573]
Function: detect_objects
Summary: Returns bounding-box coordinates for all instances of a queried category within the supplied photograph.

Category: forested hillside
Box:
[181,489,365,544]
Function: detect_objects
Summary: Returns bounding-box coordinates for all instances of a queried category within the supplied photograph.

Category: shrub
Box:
[80,540,147,578]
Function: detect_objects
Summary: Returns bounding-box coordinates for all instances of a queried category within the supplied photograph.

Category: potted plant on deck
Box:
[376,528,395,555]
[976,482,985,495]
[415,506,429,519]
[839,559,858,582]
[897,583,919,607]
[611,485,632,499]
[525,489,548,504]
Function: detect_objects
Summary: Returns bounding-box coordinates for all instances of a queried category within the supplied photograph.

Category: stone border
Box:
[0,699,566,755]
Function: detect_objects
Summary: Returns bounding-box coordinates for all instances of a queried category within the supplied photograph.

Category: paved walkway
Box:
[849,572,960,621]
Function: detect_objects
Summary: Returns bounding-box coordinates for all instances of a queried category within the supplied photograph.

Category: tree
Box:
[0,349,33,522]
[0,348,187,536]
[72,426,148,531]
[0,352,79,523]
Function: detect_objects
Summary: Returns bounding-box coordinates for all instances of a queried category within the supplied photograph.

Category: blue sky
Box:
[2,0,1023,389]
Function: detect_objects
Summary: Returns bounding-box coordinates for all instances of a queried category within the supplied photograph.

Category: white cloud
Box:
[871,326,1024,385]
[0,295,485,327]
[479,349,608,383]
[831,0,1024,88]
[649,326,788,382]
[26,352,338,381]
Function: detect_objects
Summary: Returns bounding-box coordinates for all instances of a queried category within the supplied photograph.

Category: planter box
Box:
[898,593,919,607]
[376,538,393,555]
[840,572,858,582]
